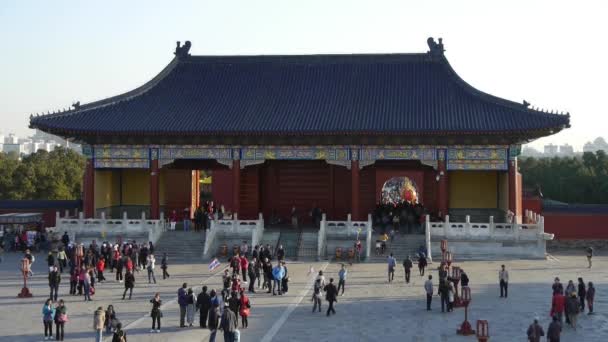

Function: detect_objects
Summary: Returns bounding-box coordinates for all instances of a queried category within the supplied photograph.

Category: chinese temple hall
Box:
[30,38,570,228]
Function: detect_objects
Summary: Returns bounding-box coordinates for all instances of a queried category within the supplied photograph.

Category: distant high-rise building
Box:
[559,144,574,156]
[544,144,558,156]
[583,137,608,153]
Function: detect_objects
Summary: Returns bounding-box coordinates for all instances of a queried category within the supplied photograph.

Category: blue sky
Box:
[1,0,606,150]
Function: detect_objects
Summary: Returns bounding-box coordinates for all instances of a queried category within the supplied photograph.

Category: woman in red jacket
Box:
[239,290,251,328]
[550,292,566,323]
[240,256,249,283]
[97,257,106,282]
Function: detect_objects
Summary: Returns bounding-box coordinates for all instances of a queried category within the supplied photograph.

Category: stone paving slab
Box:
[0,252,606,341]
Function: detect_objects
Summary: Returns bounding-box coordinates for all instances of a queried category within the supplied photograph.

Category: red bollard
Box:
[457,286,475,335]
[476,320,489,342]
[17,258,32,298]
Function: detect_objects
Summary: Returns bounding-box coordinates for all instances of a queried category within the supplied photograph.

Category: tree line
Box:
[520,151,608,204]
[0,147,85,200]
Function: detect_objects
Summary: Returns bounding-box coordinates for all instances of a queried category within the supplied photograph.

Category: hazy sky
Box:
[1,0,606,150]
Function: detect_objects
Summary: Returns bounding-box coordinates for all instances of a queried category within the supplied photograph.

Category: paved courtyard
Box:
[0,251,606,342]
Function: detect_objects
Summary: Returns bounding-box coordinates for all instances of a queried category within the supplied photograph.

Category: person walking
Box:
[247,259,256,293]
[115,254,124,283]
[586,246,593,268]
[111,322,127,342]
[94,306,106,342]
[460,269,470,287]
[418,253,427,276]
[239,290,251,328]
[161,253,169,279]
[387,253,396,283]
[186,288,197,327]
[69,269,77,295]
[337,264,347,296]
[312,278,323,313]
[54,299,68,341]
[565,292,580,330]
[547,315,562,342]
[240,255,249,283]
[83,267,92,302]
[550,292,566,323]
[49,266,61,301]
[263,258,273,293]
[197,286,212,328]
[403,256,413,284]
[577,277,586,313]
[499,265,509,298]
[526,317,545,342]
[220,302,238,342]
[424,275,433,310]
[438,279,450,313]
[97,257,106,282]
[208,302,221,342]
[178,283,188,327]
[150,292,162,333]
[122,270,134,300]
[324,278,338,316]
[57,247,68,273]
[146,253,157,284]
[42,299,56,340]
[272,263,285,295]
[586,281,595,315]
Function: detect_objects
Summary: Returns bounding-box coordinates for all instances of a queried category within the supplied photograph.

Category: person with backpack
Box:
[402,256,413,284]
[324,278,338,316]
[42,298,56,340]
[112,322,127,342]
[150,292,162,333]
[239,290,251,329]
[312,278,323,313]
[122,270,134,300]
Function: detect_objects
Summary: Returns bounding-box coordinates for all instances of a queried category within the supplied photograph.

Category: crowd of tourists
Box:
[372,201,426,234]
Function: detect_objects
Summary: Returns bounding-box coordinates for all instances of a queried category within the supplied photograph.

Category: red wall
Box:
[212,169,233,212]
[0,209,61,228]
[544,213,608,240]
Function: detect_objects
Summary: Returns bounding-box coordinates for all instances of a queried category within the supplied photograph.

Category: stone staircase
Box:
[367,233,426,263]
[154,230,206,264]
[278,229,300,260]
[449,209,507,223]
[297,230,319,259]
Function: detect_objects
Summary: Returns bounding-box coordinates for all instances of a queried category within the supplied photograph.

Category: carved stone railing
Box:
[322,214,373,260]
[203,213,264,257]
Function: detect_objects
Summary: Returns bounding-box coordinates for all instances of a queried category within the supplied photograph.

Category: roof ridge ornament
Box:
[427,37,445,57]
[72,101,81,110]
[174,41,192,59]
[522,100,530,108]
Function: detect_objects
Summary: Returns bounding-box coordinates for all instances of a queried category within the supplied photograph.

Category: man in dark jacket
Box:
[197,286,212,328]
[220,302,238,342]
[248,260,257,293]
[547,315,562,342]
[527,317,544,342]
[122,270,135,300]
[402,256,413,284]
[263,259,273,294]
[438,279,450,313]
[324,278,338,316]
[577,278,586,312]
[178,283,188,327]
[460,269,470,287]
[228,292,240,315]
[208,302,220,341]
[48,266,61,301]
[62,232,70,247]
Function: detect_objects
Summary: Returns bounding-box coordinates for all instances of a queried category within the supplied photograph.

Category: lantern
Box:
[17,258,33,298]
[440,239,448,253]
[457,286,475,335]
[476,320,489,342]
[445,251,453,268]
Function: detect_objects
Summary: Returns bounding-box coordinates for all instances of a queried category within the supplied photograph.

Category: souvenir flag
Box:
[208,258,221,271]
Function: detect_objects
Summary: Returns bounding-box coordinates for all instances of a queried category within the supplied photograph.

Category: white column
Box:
[64,209,70,218]
[444,215,450,237]
[425,215,432,263]
[366,213,373,261]
[141,211,146,221]
[465,215,471,238]
[489,216,495,237]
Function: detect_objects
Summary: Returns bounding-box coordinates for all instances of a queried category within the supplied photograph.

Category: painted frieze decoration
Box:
[446,147,508,170]
[241,146,350,161]
[93,145,150,169]
[158,145,233,167]
[359,147,436,161]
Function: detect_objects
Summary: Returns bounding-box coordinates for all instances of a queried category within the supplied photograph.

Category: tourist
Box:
[438,263,448,282]
[552,277,564,295]
[208,301,221,342]
[565,280,575,296]
[526,317,545,342]
[254,257,262,288]
[42,298,56,340]
[403,256,413,284]
[228,291,240,315]
[183,207,191,231]
[146,253,157,284]
[252,245,259,260]
[447,281,455,312]
[239,290,251,328]
[186,288,197,327]
[47,250,56,267]
[247,258,257,293]
[550,291,566,323]
[69,269,77,295]
[49,266,60,301]
[97,257,106,282]
[565,292,580,330]
[94,306,106,342]
[354,239,362,263]
[387,253,396,283]
[62,232,70,247]
[230,254,241,276]
[222,270,232,300]
[418,253,427,276]
[281,261,289,293]
[499,265,509,298]
[122,270,134,300]
[112,246,121,274]
[161,252,169,279]
[221,302,238,342]
[438,279,450,313]
[150,292,162,333]
[57,247,68,273]
[276,245,285,262]
[324,277,338,316]
[178,283,188,327]
[24,249,35,276]
[586,246,593,268]
[83,266,92,301]
[169,210,178,231]
[380,233,388,254]
[231,275,242,294]
[547,315,562,342]
[240,254,249,283]
[316,270,327,288]
[586,281,595,315]
[312,278,323,313]
[54,299,67,341]
[197,286,212,328]
[291,205,298,229]
[272,262,285,295]
[115,254,124,283]
[424,275,433,311]
[338,264,347,296]
[461,269,470,287]
[105,305,119,334]
[240,241,249,258]
[577,277,586,312]
[111,322,127,342]
[262,258,272,292]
